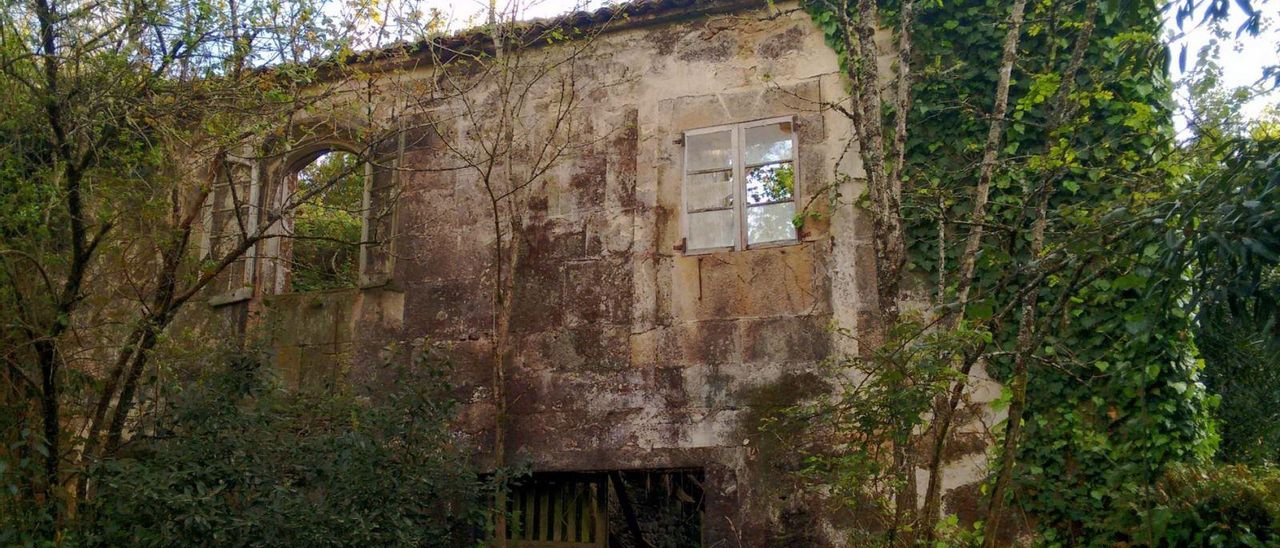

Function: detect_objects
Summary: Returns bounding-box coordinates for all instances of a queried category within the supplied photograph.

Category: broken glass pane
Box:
[688,209,736,250]
[685,130,733,172]
[745,162,794,205]
[744,121,793,165]
[686,170,734,211]
[747,201,796,245]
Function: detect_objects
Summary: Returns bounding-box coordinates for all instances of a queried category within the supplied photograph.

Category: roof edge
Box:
[344,0,772,73]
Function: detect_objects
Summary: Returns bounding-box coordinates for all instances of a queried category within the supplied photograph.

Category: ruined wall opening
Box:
[503,469,705,547]
[285,150,368,293]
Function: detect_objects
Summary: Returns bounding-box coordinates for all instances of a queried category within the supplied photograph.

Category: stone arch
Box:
[256,117,402,295]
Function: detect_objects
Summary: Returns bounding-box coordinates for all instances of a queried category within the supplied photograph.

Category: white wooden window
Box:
[683,116,798,253]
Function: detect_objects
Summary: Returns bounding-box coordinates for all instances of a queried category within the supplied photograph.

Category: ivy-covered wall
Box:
[805,0,1216,541]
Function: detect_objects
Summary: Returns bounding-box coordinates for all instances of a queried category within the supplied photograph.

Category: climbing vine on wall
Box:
[800,0,1216,542]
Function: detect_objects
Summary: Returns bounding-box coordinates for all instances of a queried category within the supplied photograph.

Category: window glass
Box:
[685,131,733,172]
[684,119,797,252]
[744,121,793,165]
[747,202,796,245]
[686,170,735,211]
[745,163,794,205]
[687,209,736,250]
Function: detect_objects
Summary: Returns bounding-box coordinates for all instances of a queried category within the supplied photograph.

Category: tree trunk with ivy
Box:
[917,0,1029,535]
[813,0,1032,538]
[826,0,917,536]
[800,0,1220,544]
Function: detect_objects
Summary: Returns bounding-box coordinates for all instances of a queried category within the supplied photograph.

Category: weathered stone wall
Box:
[203,1,993,544]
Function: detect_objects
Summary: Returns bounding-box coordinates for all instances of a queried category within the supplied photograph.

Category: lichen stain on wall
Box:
[206,2,993,543]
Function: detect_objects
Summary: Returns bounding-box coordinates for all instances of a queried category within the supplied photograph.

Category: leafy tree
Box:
[69,344,493,547]
[1180,139,1279,463]
[0,0,425,533]
[290,151,366,292]
[793,0,1244,544]
[1162,46,1280,465]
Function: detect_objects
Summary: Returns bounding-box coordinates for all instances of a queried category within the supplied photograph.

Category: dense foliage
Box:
[291,151,367,292]
[3,345,493,547]
[1162,122,1280,465]
[0,0,378,528]
[1114,464,1280,546]
[909,3,1216,539]
[1200,309,1280,464]
[801,0,1278,544]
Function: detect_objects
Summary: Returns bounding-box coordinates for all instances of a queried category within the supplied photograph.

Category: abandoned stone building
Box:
[192,0,999,544]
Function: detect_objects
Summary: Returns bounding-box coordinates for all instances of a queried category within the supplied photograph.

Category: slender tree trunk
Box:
[76,323,146,498]
[33,0,64,512]
[31,0,97,518]
[918,0,1028,534]
[95,225,190,456]
[889,6,917,537]
[832,0,915,538]
[489,193,511,546]
[488,7,513,544]
[80,160,216,481]
[981,181,1048,547]
[104,322,165,453]
[980,4,1097,541]
[945,0,1030,316]
[853,0,904,329]
[34,339,61,517]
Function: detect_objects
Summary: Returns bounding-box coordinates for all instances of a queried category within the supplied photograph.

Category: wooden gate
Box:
[506,473,608,547]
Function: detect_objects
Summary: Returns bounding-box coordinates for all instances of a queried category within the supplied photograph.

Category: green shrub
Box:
[75,345,493,547]
[1200,312,1280,466]
[0,397,57,545]
[1115,464,1280,547]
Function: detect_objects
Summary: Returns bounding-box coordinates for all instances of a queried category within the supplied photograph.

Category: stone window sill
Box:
[209,286,253,307]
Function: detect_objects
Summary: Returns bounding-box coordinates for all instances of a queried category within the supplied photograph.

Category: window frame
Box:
[682,115,799,255]
[279,148,380,294]
[356,158,380,286]
[202,152,261,306]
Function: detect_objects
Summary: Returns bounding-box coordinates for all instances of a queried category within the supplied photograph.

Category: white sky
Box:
[1167,5,1279,121]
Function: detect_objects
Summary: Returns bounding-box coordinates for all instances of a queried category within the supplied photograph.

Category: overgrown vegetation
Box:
[1168,56,1280,464]
[0,0,398,527]
[791,0,1279,544]
[1,0,1276,542]
[0,0,445,533]
[767,317,982,545]
[2,343,496,546]
[290,151,366,292]
[1117,464,1280,546]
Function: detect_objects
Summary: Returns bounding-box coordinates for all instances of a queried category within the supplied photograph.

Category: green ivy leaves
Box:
[801,0,1218,542]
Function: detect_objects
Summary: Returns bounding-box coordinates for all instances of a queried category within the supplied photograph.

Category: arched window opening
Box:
[288,150,366,292]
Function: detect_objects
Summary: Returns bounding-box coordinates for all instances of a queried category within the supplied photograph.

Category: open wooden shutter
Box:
[359,130,401,287]
[202,151,261,303]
